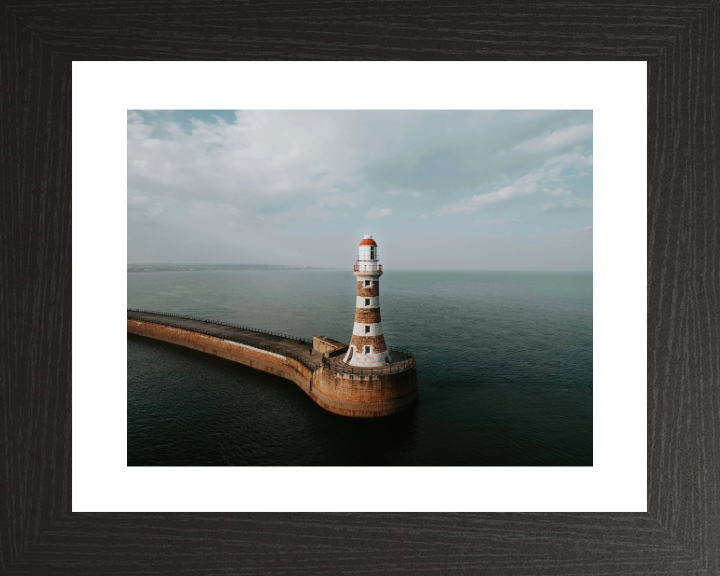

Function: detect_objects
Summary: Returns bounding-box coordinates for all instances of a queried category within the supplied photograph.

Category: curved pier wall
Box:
[311,366,418,418]
[128,318,418,418]
[127,319,313,395]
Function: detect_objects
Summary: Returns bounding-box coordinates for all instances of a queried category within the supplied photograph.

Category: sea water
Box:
[127,269,592,466]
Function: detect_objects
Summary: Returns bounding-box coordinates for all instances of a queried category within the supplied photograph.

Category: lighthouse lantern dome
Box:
[358,234,378,261]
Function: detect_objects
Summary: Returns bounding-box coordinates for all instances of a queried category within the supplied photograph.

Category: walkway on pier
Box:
[127,310,325,370]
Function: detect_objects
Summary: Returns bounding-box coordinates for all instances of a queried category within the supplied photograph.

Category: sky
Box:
[128,110,592,270]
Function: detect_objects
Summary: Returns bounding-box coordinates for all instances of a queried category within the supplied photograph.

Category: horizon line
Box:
[127,263,592,273]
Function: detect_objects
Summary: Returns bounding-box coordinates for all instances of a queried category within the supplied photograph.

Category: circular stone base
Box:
[313,352,418,417]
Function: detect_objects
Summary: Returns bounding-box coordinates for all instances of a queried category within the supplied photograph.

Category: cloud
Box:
[473,218,519,225]
[127,110,592,268]
[439,148,591,216]
[303,203,336,221]
[127,194,165,220]
[129,110,592,227]
[190,201,240,218]
[545,151,593,167]
[515,123,593,152]
[543,199,592,213]
[440,171,543,214]
[552,225,593,236]
[127,111,363,215]
[321,192,360,208]
[366,207,391,218]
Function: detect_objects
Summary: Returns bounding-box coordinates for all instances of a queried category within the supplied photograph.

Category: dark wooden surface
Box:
[2,1,719,574]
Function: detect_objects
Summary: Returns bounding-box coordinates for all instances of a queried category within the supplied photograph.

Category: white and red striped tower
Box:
[343,233,392,367]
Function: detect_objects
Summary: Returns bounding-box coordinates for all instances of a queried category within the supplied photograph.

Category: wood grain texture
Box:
[1,1,718,573]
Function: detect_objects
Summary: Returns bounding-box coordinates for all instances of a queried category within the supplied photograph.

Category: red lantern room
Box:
[355,235,381,273]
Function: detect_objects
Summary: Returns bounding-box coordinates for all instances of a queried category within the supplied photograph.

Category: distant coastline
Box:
[128,265,592,274]
[127,264,338,273]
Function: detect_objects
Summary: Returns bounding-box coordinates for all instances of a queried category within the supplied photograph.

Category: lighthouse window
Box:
[365,325,370,333]
[371,247,376,259]
[365,280,370,286]
[365,299,370,306]
[365,346,370,354]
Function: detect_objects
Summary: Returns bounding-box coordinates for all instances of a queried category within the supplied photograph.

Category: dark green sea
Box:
[127,269,592,466]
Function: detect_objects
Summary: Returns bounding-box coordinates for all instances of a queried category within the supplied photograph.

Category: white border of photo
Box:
[73,61,646,512]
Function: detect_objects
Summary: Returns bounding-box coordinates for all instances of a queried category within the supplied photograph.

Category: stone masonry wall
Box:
[356,282,380,297]
[312,365,418,418]
[127,319,313,394]
[312,336,346,355]
[350,334,388,353]
[354,307,382,323]
[128,317,417,418]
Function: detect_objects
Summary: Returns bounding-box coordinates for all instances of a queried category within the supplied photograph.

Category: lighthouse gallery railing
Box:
[354,264,382,272]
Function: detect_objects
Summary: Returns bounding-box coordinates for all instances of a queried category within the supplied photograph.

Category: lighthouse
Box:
[343,233,392,367]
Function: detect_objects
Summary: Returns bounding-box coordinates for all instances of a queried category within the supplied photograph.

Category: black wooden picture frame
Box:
[2,2,718,574]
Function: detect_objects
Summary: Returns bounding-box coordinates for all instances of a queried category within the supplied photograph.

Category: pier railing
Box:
[128,309,311,343]
[127,309,317,371]
[127,309,416,376]
[388,345,413,359]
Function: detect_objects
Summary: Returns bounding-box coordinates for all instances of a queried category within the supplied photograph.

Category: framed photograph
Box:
[125,108,594,467]
[4,3,718,573]
[78,62,640,514]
